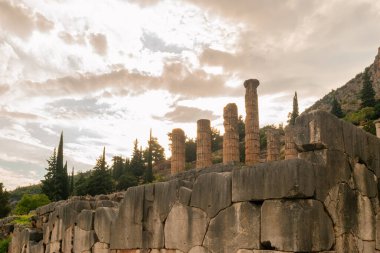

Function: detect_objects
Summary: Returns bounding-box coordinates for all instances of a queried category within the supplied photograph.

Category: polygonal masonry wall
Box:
[3,110,380,253]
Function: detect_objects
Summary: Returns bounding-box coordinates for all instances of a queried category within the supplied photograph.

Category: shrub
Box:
[0,237,11,253]
[13,194,50,215]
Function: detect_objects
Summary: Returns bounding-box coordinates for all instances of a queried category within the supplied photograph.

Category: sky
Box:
[1,0,380,190]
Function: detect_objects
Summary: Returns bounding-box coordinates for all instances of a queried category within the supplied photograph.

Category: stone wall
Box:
[4,110,380,253]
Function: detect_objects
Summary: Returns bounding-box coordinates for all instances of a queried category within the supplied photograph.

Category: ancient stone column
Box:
[171,128,185,175]
[374,119,380,138]
[244,79,260,165]
[266,128,280,162]
[223,103,240,164]
[196,119,212,169]
[285,125,298,159]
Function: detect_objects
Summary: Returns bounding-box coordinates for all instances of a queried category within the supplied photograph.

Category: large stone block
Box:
[299,149,351,201]
[232,159,315,202]
[110,186,144,249]
[325,183,375,242]
[94,207,118,244]
[77,210,94,231]
[353,163,377,198]
[294,110,344,152]
[73,226,95,253]
[153,180,180,221]
[261,199,334,252]
[188,246,210,253]
[164,203,208,252]
[92,242,110,253]
[203,202,260,253]
[190,172,232,218]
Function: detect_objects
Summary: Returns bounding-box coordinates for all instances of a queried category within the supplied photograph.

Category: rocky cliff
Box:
[2,110,380,253]
[307,47,380,113]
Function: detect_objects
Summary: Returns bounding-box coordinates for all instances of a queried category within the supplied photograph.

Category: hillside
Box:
[307,47,380,113]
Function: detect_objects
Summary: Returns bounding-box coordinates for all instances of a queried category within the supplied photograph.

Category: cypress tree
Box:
[361,67,376,108]
[55,132,69,200]
[87,147,113,196]
[70,167,74,196]
[144,129,154,183]
[289,92,299,125]
[331,96,344,118]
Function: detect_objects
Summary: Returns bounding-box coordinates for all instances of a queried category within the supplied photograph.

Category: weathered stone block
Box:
[232,159,315,202]
[190,172,231,218]
[188,246,210,253]
[73,227,95,253]
[153,180,179,221]
[110,186,144,249]
[94,207,118,243]
[261,199,334,252]
[92,242,109,253]
[353,163,377,198]
[325,183,375,241]
[299,149,351,201]
[178,187,192,206]
[203,202,260,253]
[76,210,94,231]
[164,203,208,252]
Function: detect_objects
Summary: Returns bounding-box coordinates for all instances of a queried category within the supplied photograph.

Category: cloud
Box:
[156,105,218,123]
[0,85,9,96]
[129,0,160,8]
[89,33,108,56]
[141,31,186,54]
[24,62,242,98]
[58,32,86,45]
[0,1,54,39]
[0,106,40,120]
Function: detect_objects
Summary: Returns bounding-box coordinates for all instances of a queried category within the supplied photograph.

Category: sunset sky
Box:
[1,0,380,189]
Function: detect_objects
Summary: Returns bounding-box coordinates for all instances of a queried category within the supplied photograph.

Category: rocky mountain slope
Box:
[307,47,380,113]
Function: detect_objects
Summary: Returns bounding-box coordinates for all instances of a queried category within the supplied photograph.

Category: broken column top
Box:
[172,128,185,135]
[244,79,260,89]
[197,119,211,130]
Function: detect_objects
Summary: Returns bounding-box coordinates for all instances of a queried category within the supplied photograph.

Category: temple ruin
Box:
[170,128,185,174]
[266,128,280,161]
[196,119,212,169]
[244,79,260,165]
[223,103,240,164]
[3,78,380,253]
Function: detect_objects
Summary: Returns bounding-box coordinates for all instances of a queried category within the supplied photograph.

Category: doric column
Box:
[284,125,298,159]
[171,128,185,174]
[374,119,380,138]
[266,128,280,162]
[223,103,240,164]
[244,79,260,165]
[196,119,212,169]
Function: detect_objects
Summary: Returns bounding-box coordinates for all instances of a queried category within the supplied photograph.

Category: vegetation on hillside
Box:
[13,194,50,215]
[0,237,11,253]
[0,183,11,218]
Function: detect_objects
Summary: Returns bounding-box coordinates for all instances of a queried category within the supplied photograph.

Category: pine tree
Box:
[331,96,344,118]
[144,129,154,183]
[87,147,113,196]
[111,156,125,180]
[75,173,88,196]
[288,92,299,125]
[130,139,145,180]
[0,182,11,218]
[361,67,376,108]
[41,148,57,201]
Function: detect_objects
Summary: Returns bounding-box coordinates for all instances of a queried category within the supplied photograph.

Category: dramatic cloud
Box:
[89,33,108,56]
[0,0,54,39]
[157,105,218,123]
[0,106,40,120]
[141,31,186,54]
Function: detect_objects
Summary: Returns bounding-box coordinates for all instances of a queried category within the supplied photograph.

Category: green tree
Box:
[41,149,57,201]
[116,173,138,191]
[211,128,223,152]
[55,133,69,200]
[86,147,114,196]
[331,96,344,118]
[144,130,154,183]
[185,138,196,163]
[13,194,50,215]
[130,140,145,180]
[74,173,88,196]
[70,167,74,196]
[0,183,11,218]
[111,156,125,180]
[288,92,299,125]
[361,67,376,108]
[238,115,246,162]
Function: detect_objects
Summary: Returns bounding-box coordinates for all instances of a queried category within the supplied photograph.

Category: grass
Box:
[11,214,32,226]
[0,237,11,253]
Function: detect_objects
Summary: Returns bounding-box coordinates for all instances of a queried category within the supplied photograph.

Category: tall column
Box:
[196,119,212,169]
[171,128,185,175]
[266,128,280,162]
[223,103,240,164]
[374,119,380,138]
[244,79,260,165]
[285,125,298,159]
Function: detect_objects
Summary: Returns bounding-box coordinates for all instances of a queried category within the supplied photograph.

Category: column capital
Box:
[244,79,260,89]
